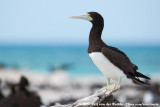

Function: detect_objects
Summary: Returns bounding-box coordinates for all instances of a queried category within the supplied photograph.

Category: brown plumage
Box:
[87,12,150,86]
[70,12,150,86]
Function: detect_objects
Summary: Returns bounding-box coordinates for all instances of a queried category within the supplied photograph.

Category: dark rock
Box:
[0,91,41,107]
[9,76,29,95]
[0,76,42,107]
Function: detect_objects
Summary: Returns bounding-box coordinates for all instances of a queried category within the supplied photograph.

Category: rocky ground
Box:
[0,68,159,107]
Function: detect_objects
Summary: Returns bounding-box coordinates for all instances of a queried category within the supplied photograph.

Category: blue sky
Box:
[0,0,160,46]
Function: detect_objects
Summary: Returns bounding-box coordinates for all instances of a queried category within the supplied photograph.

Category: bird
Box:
[70,12,150,91]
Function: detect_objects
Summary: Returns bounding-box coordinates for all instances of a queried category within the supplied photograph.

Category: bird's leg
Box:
[96,78,117,93]
[117,76,122,85]
[96,78,110,93]
[96,77,122,93]
[106,76,122,91]
[107,78,110,86]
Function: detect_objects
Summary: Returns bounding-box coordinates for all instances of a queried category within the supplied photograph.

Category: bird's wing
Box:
[132,63,138,70]
[107,46,150,79]
[101,47,150,85]
[101,47,134,75]
[109,46,138,70]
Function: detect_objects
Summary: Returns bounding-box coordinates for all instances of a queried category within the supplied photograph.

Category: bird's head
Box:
[70,12,104,25]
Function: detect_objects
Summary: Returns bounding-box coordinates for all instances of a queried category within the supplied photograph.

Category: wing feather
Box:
[101,47,150,85]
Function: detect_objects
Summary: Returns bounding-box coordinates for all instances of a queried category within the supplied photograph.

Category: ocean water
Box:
[0,46,159,76]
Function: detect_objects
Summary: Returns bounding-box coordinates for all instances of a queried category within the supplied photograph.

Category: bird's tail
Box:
[132,78,150,86]
[129,71,150,86]
[135,71,151,80]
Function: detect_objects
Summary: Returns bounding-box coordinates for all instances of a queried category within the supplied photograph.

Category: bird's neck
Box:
[89,23,104,45]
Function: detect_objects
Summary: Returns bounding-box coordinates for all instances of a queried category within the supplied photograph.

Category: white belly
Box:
[89,52,132,84]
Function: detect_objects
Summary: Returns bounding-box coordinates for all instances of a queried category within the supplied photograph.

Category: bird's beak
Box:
[69,13,93,21]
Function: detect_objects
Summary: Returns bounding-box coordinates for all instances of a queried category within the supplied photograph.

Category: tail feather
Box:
[132,77,150,86]
[128,72,150,86]
[135,72,151,80]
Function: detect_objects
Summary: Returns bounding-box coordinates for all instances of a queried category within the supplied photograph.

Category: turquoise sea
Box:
[0,46,160,76]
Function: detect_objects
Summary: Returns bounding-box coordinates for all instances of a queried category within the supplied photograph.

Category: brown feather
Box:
[101,47,150,86]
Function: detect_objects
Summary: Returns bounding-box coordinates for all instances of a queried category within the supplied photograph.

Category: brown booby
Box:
[70,12,150,91]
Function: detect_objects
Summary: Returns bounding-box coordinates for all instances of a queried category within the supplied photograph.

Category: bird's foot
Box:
[95,77,122,93]
[96,83,117,93]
